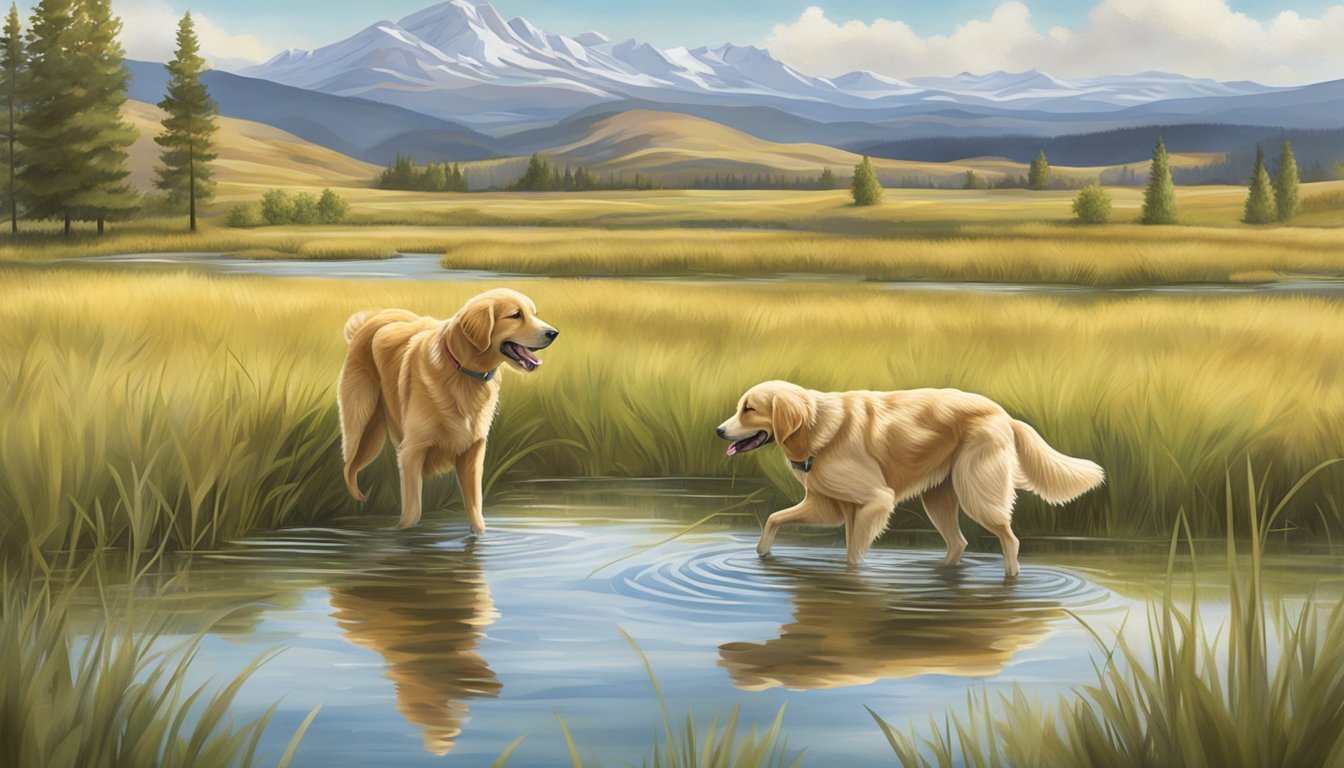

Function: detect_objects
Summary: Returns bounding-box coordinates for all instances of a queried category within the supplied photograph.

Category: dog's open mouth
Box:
[501,341,544,372]
[726,431,772,456]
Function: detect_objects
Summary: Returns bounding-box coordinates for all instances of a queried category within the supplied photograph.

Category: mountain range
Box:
[239,0,1329,132]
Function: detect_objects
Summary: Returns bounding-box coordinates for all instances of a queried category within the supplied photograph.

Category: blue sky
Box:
[100,0,1341,50]
[15,0,1339,83]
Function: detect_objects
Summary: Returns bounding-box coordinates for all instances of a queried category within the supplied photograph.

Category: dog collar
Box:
[446,348,496,382]
[790,456,814,473]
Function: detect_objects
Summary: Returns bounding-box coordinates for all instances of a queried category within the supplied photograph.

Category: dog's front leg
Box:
[455,439,487,535]
[396,445,427,529]
[757,494,837,556]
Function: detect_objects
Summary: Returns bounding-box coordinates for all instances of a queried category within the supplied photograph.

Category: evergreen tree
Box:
[18,0,81,234]
[1027,150,1051,190]
[1140,136,1177,225]
[1273,139,1299,222]
[69,0,138,233]
[962,169,978,190]
[1242,145,1277,224]
[818,167,835,190]
[850,156,881,206]
[0,5,21,233]
[422,161,446,192]
[154,12,217,232]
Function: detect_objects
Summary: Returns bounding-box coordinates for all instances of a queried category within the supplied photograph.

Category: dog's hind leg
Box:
[846,488,896,566]
[922,479,967,565]
[396,445,427,529]
[952,422,1020,578]
[757,494,841,556]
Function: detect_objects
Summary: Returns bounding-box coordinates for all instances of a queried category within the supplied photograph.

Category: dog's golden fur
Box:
[337,289,557,530]
[717,381,1104,577]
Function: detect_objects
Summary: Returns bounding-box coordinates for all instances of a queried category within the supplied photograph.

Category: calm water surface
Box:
[62,480,1339,767]
[81,252,1344,295]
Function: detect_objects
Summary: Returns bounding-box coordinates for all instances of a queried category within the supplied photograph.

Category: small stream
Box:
[79,251,1344,295]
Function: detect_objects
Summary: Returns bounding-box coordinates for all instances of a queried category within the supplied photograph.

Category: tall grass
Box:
[2,267,1342,560]
[0,571,318,768]
[870,463,1344,767]
[438,225,1344,285]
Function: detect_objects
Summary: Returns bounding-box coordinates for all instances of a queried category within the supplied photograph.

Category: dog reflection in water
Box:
[328,541,500,755]
[719,559,1056,690]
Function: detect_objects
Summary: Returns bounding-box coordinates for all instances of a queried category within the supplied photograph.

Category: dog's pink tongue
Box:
[519,346,541,367]
[726,444,739,456]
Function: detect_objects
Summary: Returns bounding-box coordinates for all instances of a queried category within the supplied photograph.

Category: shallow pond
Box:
[80,251,1344,295]
[61,480,1343,766]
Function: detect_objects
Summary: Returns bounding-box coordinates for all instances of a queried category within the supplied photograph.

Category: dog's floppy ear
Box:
[772,389,814,462]
[455,298,496,353]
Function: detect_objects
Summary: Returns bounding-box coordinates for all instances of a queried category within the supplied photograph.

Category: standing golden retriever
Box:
[338,289,558,530]
[716,381,1104,577]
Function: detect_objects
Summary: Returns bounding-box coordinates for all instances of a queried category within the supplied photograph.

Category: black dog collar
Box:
[790,456,814,472]
[446,348,497,382]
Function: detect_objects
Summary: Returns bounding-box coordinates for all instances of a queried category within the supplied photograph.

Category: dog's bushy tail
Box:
[343,311,372,344]
[1011,420,1105,504]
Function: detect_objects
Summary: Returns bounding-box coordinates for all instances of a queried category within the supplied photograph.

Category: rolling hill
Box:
[123,100,380,193]
[459,110,1215,190]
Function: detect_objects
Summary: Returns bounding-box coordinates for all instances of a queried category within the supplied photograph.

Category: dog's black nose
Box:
[544,329,559,340]
[716,427,726,438]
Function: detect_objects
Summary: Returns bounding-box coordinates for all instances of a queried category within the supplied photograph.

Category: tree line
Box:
[0,2,217,235]
[376,155,468,192]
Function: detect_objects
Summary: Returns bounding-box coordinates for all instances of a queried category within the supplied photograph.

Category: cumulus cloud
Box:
[764,0,1344,84]
[113,0,276,69]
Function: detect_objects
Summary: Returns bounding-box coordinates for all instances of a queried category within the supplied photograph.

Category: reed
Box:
[2,267,1341,561]
[869,463,1344,767]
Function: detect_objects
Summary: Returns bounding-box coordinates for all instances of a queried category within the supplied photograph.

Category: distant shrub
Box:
[260,189,292,225]
[289,193,319,225]
[1073,183,1112,224]
[317,189,349,224]
[225,203,260,228]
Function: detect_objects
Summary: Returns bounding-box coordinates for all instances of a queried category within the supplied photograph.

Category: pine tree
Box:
[1027,149,1051,190]
[1273,139,1299,222]
[70,0,138,233]
[818,167,834,190]
[18,0,81,234]
[850,156,882,206]
[155,12,216,231]
[1140,136,1177,225]
[962,169,978,190]
[0,5,21,233]
[1242,145,1277,225]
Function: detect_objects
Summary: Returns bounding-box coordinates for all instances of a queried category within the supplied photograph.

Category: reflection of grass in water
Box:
[0,568,319,768]
[869,463,1344,767]
[2,269,1343,562]
[551,628,803,768]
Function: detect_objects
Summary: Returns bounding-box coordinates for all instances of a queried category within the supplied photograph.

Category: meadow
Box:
[2,265,1342,562]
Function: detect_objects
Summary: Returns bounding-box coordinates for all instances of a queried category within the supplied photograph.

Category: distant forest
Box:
[858,124,1344,186]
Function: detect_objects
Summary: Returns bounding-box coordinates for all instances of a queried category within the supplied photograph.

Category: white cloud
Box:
[114,0,276,69]
[764,0,1344,84]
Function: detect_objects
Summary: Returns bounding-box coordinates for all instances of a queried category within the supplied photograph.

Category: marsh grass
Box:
[0,570,319,768]
[870,462,1344,768]
[1,267,1342,559]
[552,629,804,768]
[438,225,1344,285]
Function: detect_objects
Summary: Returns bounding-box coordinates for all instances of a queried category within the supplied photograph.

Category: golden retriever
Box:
[716,381,1104,577]
[338,289,558,530]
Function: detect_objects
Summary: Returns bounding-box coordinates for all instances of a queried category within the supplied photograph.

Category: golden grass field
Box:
[3,266,1342,561]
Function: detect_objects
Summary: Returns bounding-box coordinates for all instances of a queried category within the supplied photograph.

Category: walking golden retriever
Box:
[338,289,558,530]
[716,381,1104,577]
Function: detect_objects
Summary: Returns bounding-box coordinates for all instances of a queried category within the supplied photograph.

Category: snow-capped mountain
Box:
[241,0,1282,129]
